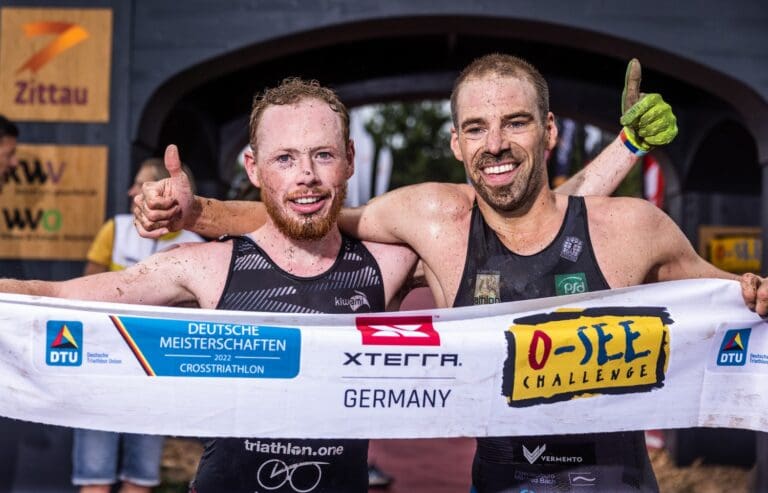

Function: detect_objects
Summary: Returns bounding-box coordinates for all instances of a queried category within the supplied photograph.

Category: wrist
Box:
[186,195,204,231]
[620,128,648,156]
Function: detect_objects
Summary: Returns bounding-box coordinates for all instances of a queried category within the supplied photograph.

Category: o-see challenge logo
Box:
[46,320,82,366]
[502,307,671,407]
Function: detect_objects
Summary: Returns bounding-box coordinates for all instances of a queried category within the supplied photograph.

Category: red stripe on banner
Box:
[109,315,156,376]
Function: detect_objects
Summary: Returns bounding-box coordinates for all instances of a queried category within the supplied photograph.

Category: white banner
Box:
[1,278,767,438]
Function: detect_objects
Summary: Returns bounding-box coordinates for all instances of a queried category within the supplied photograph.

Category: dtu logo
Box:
[46,321,83,366]
[717,328,751,366]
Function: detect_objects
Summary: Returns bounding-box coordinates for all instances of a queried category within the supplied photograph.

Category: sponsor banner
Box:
[698,225,762,274]
[0,279,767,438]
[0,144,107,260]
[0,7,112,122]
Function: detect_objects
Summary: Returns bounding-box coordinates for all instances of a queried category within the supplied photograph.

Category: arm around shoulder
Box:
[339,182,472,244]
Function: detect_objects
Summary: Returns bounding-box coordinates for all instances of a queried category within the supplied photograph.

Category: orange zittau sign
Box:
[0,144,107,260]
[0,8,112,122]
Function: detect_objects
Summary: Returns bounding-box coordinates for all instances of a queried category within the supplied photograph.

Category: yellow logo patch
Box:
[502,308,671,407]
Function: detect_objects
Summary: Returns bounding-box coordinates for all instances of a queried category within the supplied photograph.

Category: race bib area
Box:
[0,278,766,438]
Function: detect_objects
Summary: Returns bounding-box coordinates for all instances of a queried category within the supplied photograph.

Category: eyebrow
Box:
[460,111,535,130]
[460,118,485,130]
[502,111,534,121]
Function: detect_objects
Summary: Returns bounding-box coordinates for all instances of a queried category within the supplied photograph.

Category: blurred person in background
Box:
[0,115,20,191]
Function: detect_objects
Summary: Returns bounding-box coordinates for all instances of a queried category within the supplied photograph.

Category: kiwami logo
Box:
[522,444,546,464]
[335,290,370,312]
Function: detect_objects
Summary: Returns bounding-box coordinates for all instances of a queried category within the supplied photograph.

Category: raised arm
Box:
[133,145,267,238]
[555,59,677,196]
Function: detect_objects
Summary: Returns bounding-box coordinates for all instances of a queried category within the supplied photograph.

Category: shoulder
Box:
[583,195,665,228]
[394,182,475,220]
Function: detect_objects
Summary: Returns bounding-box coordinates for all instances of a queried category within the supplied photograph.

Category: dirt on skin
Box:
[160,438,754,493]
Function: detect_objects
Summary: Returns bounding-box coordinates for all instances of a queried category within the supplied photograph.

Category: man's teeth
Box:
[294,197,321,204]
[483,164,517,175]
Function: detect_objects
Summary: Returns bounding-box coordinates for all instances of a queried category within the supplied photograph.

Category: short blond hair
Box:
[248,78,349,155]
[450,54,550,127]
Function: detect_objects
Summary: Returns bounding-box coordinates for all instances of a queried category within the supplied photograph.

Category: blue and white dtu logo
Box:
[717,328,751,366]
[46,321,83,366]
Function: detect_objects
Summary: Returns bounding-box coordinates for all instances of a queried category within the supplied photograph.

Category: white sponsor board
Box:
[0,278,766,438]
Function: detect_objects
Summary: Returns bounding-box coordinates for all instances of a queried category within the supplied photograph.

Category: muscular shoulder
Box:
[583,195,665,232]
[410,182,474,219]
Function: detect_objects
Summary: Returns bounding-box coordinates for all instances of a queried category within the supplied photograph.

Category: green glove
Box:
[619,59,678,154]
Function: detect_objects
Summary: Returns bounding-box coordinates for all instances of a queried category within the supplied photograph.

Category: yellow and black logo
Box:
[502,307,671,407]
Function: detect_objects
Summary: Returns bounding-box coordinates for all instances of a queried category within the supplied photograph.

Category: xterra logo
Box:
[355,315,440,346]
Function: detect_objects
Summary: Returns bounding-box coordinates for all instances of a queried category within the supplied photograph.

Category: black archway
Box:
[135,15,758,197]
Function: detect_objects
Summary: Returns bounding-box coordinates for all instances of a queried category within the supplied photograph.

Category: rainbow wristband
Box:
[620,128,648,157]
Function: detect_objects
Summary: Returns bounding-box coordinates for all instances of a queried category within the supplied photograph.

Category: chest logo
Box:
[334,290,371,312]
[560,236,584,262]
[555,273,588,296]
[473,272,500,305]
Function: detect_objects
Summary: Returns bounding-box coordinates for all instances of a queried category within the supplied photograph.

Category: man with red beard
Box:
[134,56,768,492]
[0,79,420,493]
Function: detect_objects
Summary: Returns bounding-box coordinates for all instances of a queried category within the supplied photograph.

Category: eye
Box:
[275,154,293,165]
[316,151,333,160]
[463,126,484,137]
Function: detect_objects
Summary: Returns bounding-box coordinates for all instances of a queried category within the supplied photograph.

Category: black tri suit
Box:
[454,196,658,493]
[191,235,385,493]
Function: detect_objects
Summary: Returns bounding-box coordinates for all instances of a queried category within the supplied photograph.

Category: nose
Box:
[296,155,318,185]
[9,155,18,168]
[486,125,504,155]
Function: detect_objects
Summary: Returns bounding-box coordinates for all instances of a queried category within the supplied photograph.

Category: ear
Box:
[243,149,261,188]
[545,112,558,152]
[450,127,463,162]
[345,139,355,179]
